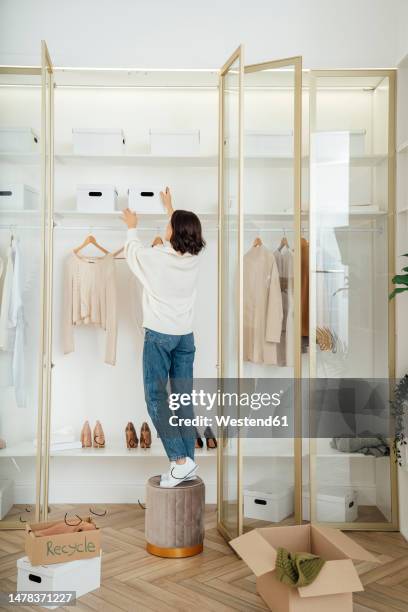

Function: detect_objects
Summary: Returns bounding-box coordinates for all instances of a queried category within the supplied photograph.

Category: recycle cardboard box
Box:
[25,517,101,566]
[230,524,378,612]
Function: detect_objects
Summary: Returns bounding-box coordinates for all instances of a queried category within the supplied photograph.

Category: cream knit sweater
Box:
[125,228,200,335]
[63,252,117,365]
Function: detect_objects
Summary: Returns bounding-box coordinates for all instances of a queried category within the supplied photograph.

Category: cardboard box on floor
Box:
[230,524,378,612]
[25,517,101,566]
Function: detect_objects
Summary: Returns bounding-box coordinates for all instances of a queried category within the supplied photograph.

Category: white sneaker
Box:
[160,470,197,484]
[159,458,198,488]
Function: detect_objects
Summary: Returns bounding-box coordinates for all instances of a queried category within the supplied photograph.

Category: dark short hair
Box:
[170,210,205,255]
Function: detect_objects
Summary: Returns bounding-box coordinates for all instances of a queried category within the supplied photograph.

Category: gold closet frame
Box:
[0,41,53,529]
[308,69,398,531]
[217,66,398,538]
[0,52,398,533]
[217,46,245,541]
[217,56,303,539]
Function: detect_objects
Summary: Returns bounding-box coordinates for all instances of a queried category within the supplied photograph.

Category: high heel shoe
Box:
[93,420,105,448]
[140,422,152,449]
[125,422,138,449]
[80,421,92,448]
[195,427,204,449]
[204,426,217,450]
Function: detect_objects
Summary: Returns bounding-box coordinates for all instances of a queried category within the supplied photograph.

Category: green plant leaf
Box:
[389,287,408,300]
[392,274,408,285]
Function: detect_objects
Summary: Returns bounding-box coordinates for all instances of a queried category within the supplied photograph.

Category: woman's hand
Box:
[152,236,164,247]
[160,187,174,218]
[121,208,138,229]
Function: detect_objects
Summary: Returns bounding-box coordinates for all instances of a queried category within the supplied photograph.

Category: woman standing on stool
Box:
[122,187,205,487]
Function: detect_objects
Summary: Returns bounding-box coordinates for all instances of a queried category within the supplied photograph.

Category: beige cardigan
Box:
[243,245,283,365]
[63,252,117,365]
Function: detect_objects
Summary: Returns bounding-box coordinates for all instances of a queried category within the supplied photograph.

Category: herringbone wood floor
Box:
[0,504,407,611]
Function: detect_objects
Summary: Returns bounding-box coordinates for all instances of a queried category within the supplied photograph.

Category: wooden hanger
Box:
[73,234,109,256]
[112,246,125,259]
[279,235,289,251]
[253,237,262,247]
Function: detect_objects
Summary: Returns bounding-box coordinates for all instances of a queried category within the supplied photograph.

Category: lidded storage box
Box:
[245,130,294,156]
[17,555,101,609]
[149,129,200,155]
[302,485,358,523]
[314,130,366,161]
[244,480,294,522]
[128,186,166,214]
[77,185,118,213]
[0,127,39,152]
[73,128,126,155]
[0,184,39,210]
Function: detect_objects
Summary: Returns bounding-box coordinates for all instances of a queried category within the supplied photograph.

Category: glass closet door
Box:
[308,70,397,529]
[39,40,55,522]
[242,58,303,530]
[218,46,244,540]
[0,43,53,527]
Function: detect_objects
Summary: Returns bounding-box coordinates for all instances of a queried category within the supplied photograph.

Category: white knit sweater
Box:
[125,228,200,335]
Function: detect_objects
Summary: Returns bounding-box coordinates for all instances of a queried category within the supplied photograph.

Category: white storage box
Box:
[244,480,294,522]
[302,486,358,522]
[76,185,118,213]
[128,186,166,214]
[17,554,101,609]
[245,130,294,157]
[0,127,39,153]
[0,479,14,520]
[313,130,366,162]
[349,129,366,155]
[0,184,39,211]
[73,128,126,155]
[149,129,200,156]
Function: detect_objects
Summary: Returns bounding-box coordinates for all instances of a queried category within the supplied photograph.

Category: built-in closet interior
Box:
[0,43,400,537]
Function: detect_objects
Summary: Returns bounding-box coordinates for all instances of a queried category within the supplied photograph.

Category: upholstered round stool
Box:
[145,475,205,558]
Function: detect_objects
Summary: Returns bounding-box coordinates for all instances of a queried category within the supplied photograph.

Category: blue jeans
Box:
[143,328,196,461]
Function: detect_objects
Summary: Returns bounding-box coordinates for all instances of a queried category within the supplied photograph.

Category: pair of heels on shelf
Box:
[125,422,152,449]
[80,421,152,449]
[195,426,217,450]
[80,421,105,448]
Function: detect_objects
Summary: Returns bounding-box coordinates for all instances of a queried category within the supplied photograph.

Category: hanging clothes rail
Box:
[243,227,382,233]
[52,225,219,231]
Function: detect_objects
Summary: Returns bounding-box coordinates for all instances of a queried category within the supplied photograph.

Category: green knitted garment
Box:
[275,547,325,587]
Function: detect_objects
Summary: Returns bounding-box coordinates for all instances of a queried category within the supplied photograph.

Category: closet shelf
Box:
[55,153,219,167]
[53,210,219,228]
[0,442,37,457]
[0,152,40,165]
[48,444,217,458]
[310,154,387,167]
[244,210,387,223]
[0,152,388,168]
[0,440,378,459]
[0,441,217,458]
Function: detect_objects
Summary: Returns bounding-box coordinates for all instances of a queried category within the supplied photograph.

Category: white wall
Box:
[396,0,408,64]
[0,0,404,69]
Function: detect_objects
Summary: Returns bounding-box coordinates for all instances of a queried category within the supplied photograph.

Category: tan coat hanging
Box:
[243,244,283,365]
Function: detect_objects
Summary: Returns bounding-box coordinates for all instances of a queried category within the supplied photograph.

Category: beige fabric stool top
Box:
[145,475,205,558]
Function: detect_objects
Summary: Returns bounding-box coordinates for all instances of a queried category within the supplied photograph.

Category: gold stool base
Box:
[146,541,203,558]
